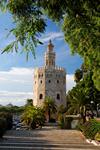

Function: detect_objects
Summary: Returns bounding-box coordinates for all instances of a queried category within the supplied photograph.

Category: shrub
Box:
[79,119,100,140]
[95,132,100,142]
[21,106,45,129]
[0,112,13,130]
[58,114,65,129]
[0,118,7,138]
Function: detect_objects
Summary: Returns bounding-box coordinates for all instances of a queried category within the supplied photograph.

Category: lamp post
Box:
[90,101,94,118]
[97,103,100,117]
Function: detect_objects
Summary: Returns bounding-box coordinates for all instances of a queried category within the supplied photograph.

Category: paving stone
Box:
[0,126,99,150]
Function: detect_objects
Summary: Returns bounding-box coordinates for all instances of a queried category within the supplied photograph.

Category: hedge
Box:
[0,118,7,138]
[79,119,100,140]
[95,132,100,142]
[0,112,13,130]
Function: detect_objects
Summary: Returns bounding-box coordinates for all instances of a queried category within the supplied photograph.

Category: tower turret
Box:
[44,40,55,68]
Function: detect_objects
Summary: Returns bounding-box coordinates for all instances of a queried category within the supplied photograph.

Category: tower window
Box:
[52,60,53,65]
[39,94,43,99]
[40,80,42,84]
[48,80,51,83]
[57,94,60,100]
[57,80,59,83]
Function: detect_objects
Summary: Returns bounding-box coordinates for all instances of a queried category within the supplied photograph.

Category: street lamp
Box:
[90,101,94,118]
[97,103,100,117]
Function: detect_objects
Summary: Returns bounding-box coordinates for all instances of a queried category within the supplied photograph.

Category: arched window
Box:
[40,80,42,84]
[48,80,51,83]
[39,94,43,99]
[57,80,59,83]
[57,94,60,100]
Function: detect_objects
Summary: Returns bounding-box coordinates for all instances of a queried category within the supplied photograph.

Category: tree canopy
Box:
[0,0,99,90]
[67,69,100,117]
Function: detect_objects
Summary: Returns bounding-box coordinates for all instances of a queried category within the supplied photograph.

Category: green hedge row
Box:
[0,112,13,138]
[0,118,7,138]
[79,119,100,140]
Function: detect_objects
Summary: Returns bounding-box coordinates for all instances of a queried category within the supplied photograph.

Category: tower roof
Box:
[47,40,54,51]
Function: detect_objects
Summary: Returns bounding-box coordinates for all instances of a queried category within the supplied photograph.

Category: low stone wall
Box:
[65,115,80,129]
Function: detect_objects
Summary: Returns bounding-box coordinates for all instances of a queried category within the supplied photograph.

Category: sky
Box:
[0,12,83,106]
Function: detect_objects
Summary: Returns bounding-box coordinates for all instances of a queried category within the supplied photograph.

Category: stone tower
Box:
[33,41,66,107]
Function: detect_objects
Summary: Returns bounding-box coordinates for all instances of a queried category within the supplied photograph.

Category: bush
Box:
[21,106,45,129]
[95,132,100,142]
[79,119,100,140]
[0,118,7,138]
[0,112,13,130]
[58,114,65,129]
[31,109,45,129]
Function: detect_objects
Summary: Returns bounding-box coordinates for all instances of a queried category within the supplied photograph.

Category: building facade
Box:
[33,40,66,107]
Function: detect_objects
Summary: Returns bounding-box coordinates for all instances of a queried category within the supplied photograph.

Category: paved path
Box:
[0,126,99,150]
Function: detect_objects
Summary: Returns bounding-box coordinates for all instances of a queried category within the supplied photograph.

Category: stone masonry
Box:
[33,40,66,107]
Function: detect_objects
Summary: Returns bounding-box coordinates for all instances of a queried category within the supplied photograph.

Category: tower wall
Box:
[33,67,66,107]
[33,41,66,108]
[45,67,66,107]
[33,68,45,106]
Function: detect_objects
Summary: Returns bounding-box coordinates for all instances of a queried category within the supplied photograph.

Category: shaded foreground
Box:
[0,127,99,150]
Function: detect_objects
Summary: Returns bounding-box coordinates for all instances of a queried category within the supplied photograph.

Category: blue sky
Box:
[0,12,83,106]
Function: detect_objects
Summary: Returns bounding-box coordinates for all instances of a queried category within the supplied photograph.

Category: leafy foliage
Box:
[0,0,46,59]
[95,132,100,142]
[74,69,83,83]
[40,0,100,90]
[79,119,100,140]
[0,118,7,138]
[43,97,57,122]
[0,0,99,89]
[0,111,13,138]
[21,106,45,129]
[0,112,13,130]
[66,70,100,123]
[0,105,25,114]
[26,99,33,106]
[58,114,65,129]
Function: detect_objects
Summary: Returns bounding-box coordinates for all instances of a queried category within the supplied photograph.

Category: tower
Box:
[33,41,66,107]
[45,40,55,68]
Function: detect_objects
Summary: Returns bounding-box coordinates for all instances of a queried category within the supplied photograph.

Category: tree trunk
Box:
[48,109,50,122]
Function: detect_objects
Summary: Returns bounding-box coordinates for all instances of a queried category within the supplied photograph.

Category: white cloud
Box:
[0,91,33,106]
[66,74,76,92]
[0,67,34,75]
[40,32,64,43]
[0,67,34,84]
[0,67,75,106]
[0,67,34,105]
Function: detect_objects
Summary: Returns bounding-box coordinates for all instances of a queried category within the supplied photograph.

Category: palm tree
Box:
[21,106,45,129]
[43,97,57,122]
[66,83,89,123]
